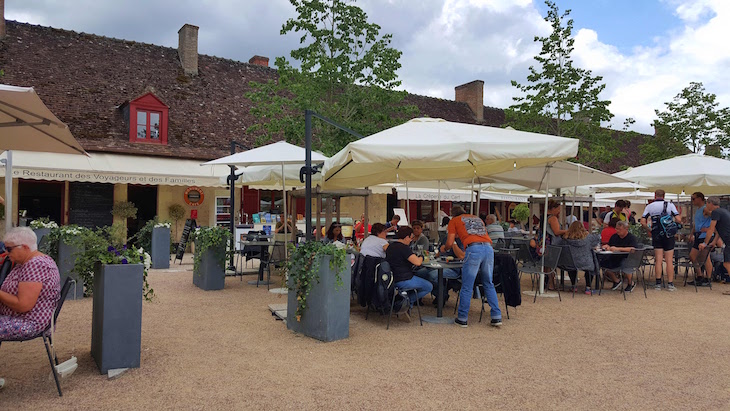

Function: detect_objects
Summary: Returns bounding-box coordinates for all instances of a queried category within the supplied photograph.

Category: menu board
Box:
[174,219,197,264]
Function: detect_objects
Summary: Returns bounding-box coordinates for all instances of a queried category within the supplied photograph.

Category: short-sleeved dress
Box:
[0,254,61,340]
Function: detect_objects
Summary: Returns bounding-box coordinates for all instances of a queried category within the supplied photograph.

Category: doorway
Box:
[18,180,64,225]
[127,185,158,240]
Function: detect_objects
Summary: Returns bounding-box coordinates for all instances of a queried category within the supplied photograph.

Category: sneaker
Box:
[455,318,468,328]
[654,282,662,290]
[611,280,623,291]
[490,318,503,327]
[584,288,593,295]
[625,283,635,293]
[700,278,712,287]
[666,283,677,292]
[687,279,699,286]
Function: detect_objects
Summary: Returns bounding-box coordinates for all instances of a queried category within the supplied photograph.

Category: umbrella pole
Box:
[437,181,441,225]
[282,163,287,260]
[4,150,12,232]
[406,181,410,223]
[540,166,552,295]
[471,174,475,214]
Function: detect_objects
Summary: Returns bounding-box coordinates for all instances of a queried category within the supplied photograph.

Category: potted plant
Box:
[511,203,531,231]
[286,241,349,342]
[53,225,87,300]
[628,223,651,246]
[29,217,58,247]
[168,203,186,250]
[191,226,230,291]
[133,218,171,269]
[111,201,138,240]
[90,239,153,375]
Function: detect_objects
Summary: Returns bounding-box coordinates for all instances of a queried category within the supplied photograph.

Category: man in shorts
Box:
[689,192,713,286]
[640,190,681,291]
[699,197,730,295]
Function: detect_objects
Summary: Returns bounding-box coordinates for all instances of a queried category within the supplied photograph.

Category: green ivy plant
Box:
[190,226,231,275]
[628,222,651,245]
[285,240,347,322]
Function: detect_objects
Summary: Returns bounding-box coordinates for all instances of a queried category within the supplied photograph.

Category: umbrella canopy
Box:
[484,161,630,192]
[0,84,86,155]
[1,84,88,232]
[226,163,326,190]
[321,118,579,189]
[204,141,328,167]
[614,154,730,195]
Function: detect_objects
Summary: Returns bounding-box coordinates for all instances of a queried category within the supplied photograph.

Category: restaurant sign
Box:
[10,167,224,187]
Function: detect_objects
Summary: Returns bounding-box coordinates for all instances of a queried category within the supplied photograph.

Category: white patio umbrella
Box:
[1,84,88,231]
[614,153,730,195]
[204,141,328,259]
[322,118,579,189]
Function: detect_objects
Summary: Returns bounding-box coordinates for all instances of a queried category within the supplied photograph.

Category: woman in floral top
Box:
[0,227,60,341]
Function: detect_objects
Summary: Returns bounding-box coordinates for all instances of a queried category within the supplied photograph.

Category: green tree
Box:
[650,81,730,158]
[246,0,418,155]
[506,0,616,167]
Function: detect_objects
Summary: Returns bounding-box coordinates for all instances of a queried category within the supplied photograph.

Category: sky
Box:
[5,0,730,135]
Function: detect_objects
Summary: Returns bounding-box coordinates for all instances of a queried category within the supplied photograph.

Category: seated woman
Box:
[385,227,433,315]
[359,223,388,258]
[554,221,601,294]
[322,222,344,244]
[601,217,620,245]
[274,219,296,234]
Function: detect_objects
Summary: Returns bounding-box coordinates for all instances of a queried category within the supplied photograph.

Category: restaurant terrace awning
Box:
[0,151,229,187]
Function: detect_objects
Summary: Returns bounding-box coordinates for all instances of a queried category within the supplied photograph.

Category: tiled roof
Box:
[0,20,647,171]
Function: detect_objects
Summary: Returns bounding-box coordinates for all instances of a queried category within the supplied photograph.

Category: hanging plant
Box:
[190,226,231,274]
[285,241,346,322]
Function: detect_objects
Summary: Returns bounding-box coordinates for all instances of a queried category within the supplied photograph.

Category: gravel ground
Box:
[1,256,729,410]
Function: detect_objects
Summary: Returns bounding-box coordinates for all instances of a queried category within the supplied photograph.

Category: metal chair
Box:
[518,245,562,303]
[387,285,423,329]
[261,241,286,290]
[684,245,713,292]
[516,243,539,290]
[0,277,73,396]
[556,246,580,298]
[617,250,647,299]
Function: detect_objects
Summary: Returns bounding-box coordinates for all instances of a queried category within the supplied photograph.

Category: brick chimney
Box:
[249,55,269,67]
[178,24,199,76]
[455,80,484,122]
[0,0,6,40]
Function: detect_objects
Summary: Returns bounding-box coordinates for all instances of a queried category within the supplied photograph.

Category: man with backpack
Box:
[443,206,502,328]
[641,190,681,291]
[698,197,730,295]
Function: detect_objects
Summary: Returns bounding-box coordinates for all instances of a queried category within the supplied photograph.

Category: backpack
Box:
[656,202,679,238]
[369,261,408,315]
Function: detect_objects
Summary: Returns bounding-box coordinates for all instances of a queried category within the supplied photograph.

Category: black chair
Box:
[617,250,647,299]
[684,245,713,292]
[261,241,286,290]
[0,276,73,396]
[518,245,562,303]
[516,243,539,290]
[386,284,423,330]
[557,246,579,298]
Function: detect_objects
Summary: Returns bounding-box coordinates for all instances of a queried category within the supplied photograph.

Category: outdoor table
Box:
[238,240,272,284]
[420,259,463,324]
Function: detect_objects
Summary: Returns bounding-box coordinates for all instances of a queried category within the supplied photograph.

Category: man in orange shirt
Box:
[444,206,502,328]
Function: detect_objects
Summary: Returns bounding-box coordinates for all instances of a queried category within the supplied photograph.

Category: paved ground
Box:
[1,255,730,410]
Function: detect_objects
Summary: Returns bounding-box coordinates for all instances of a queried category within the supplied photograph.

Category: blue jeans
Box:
[443,268,461,279]
[395,276,433,306]
[458,242,501,321]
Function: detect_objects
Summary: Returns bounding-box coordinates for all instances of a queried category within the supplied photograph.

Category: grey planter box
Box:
[193,242,226,291]
[151,227,171,269]
[91,263,144,374]
[287,255,350,342]
[57,241,84,299]
[32,228,51,247]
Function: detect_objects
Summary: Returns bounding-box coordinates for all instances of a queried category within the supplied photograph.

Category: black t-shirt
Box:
[711,207,730,243]
[385,242,416,283]
[606,233,638,268]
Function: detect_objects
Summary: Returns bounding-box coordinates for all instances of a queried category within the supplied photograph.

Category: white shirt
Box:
[566,215,578,225]
[642,200,679,219]
[360,235,388,258]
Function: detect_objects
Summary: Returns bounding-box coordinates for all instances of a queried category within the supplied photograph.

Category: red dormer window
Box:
[129,93,169,144]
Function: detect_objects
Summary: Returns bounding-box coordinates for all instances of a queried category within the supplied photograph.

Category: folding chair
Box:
[0,277,73,396]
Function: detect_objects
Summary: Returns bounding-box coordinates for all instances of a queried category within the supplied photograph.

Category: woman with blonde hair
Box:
[554,221,601,294]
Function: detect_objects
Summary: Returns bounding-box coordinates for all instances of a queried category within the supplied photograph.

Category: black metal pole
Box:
[228,141,237,271]
[305,110,313,241]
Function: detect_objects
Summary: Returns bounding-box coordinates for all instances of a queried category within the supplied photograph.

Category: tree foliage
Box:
[649,81,730,158]
[506,0,616,167]
[246,0,418,155]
